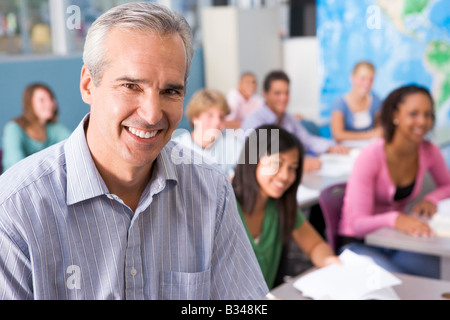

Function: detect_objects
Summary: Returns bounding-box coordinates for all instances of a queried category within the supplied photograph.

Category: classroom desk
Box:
[296,153,353,208]
[365,228,450,280]
[270,269,450,300]
[297,171,348,208]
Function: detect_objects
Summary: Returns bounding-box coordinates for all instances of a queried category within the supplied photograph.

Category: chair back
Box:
[318,183,347,253]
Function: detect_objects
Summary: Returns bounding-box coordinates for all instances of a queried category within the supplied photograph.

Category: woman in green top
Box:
[232,124,340,289]
[2,83,71,172]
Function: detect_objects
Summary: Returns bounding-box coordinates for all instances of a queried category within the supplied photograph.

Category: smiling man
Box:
[0,2,268,300]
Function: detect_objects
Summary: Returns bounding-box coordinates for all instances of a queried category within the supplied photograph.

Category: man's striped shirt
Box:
[0,115,268,300]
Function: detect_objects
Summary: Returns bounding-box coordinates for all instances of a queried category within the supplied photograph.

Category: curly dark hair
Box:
[380,84,435,143]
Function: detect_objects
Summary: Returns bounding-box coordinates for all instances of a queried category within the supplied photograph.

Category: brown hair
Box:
[15,83,58,130]
[185,88,230,128]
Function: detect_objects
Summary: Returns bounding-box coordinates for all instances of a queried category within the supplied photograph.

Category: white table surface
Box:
[296,153,354,208]
[270,269,450,300]
[365,228,450,280]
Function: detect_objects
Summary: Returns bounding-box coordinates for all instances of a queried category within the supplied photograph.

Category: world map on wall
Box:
[317,0,450,128]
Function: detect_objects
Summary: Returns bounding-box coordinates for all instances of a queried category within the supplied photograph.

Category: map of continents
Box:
[317,0,450,128]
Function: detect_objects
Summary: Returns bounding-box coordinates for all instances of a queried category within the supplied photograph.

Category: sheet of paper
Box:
[437,198,450,213]
[316,153,356,177]
[293,249,402,300]
[340,138,377,149]
[317,162,354,177]
[429,198,450,237]
[296,184,320,204]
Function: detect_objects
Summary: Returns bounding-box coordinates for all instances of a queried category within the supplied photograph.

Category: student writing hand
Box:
[410,199,437,219]
[395,213,434,237]
[323,255,342,267]
[327,145,351,155]
[303,157,322,172]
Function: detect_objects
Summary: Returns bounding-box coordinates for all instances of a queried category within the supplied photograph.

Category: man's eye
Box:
[165,89,181,96]
[123,83,138,90]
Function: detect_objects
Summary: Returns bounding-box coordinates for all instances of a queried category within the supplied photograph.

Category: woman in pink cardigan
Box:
[338,84,450,278]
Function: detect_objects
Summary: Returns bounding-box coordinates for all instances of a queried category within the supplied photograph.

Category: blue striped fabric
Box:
[0,114,268,300]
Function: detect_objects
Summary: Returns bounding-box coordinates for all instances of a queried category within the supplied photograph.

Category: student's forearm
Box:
[309,241,336,268]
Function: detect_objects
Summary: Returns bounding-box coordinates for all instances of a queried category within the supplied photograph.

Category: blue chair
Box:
[318,183,347,253]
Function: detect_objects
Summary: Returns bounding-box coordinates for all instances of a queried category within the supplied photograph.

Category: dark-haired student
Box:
[241,70,350,173]
[232,124,340,289]
[338,84,450,279]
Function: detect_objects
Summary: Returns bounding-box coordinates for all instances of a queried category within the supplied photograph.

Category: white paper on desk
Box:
[429,198,450,237]
[293,250,402,300]
[317,162,353,177]
[437,198,450,213]
[296,184,320,204]
[340,138,377,149]
[316,153,356,177]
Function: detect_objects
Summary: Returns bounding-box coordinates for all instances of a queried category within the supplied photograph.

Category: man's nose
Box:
[138,91,163,124]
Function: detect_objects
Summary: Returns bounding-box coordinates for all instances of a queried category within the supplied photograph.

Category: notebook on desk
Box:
[293,250,402,300]
[316,151,359,177]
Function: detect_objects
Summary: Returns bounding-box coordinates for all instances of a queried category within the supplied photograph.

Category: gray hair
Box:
[83,2,193,86]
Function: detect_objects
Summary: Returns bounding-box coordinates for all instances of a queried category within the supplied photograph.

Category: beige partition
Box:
[202,6,282,95]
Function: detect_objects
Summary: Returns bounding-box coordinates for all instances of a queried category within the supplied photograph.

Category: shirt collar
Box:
[65,114,178,206]
[261,104,279,123]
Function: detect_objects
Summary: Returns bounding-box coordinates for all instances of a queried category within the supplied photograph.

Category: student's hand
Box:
[323,255,342,267]
[410,200,437,219]
[303,157,322,172]
[395,213,434,237]
[327,145,351,154]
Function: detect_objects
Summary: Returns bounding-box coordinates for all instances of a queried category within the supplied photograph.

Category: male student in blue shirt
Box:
[241,70,350,172]
[0,2,268,300]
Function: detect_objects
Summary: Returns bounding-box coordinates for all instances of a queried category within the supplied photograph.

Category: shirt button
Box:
[130,268,137,276]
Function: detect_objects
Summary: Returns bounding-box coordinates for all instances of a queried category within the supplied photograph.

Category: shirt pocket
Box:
[159,269,211,300]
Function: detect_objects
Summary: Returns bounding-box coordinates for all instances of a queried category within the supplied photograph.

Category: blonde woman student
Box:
[330,61,383,143]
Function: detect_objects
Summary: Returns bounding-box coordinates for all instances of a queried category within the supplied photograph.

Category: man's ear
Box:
[80,64,94,105]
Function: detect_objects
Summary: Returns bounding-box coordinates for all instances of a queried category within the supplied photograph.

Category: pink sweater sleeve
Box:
[343,143,399,237]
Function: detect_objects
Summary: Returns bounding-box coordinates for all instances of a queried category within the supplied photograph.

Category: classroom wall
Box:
[282,36,321,122]
[0,47,205,148]
[202,6,282,97]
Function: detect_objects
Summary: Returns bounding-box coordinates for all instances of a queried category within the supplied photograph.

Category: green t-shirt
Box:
[237,198,305,289]
[2,120,71,171]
